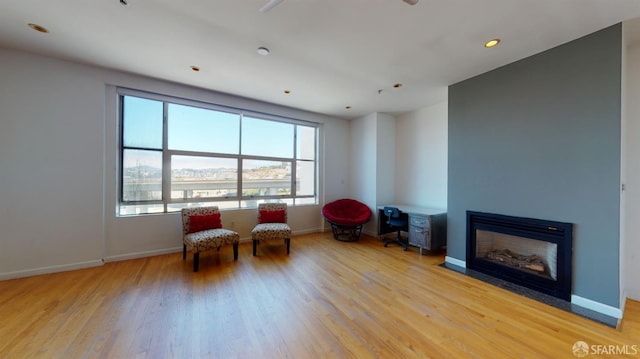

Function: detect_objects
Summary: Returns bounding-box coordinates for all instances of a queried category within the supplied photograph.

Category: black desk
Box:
[378,209,409,235]
[377,205,447,254]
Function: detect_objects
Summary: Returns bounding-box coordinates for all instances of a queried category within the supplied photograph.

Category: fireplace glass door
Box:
[475,230,558,281]
[466,211,572,300]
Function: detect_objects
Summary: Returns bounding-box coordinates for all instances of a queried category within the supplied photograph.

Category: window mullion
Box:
[292,125,297,196]
[237,157,243,204]
[162,102,171,212]
[238,114,243,203]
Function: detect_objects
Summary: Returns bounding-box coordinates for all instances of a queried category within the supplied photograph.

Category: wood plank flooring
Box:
[0,232,638,358]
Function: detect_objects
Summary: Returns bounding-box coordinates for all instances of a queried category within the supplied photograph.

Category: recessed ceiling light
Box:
[257,47,270,56]
[190,66,200,72]
[28,23,49,34]
[484,39,500,48]
[284,90,291,94]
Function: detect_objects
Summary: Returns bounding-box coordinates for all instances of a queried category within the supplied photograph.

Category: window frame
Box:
[117,88,318,215]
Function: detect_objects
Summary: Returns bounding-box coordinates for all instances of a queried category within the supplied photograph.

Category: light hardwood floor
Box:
[1,232,638,358]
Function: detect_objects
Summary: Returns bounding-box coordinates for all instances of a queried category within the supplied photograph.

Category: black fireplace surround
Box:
[466,211,573,301]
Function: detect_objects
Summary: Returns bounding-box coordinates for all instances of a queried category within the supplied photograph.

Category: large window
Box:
[118,89,318,215]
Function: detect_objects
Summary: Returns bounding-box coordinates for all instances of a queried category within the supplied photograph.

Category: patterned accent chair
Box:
[251,203,292,256]
[181,206,240,272]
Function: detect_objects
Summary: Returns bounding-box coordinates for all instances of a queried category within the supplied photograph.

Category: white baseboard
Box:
[445,256,466,268]
[571,295,623,319]
[239,228,324,243]
[363,229,378,237]
[106,228,326,262]
[624,288,640,302]
[0,259,104,281]
[293,228,324,236]
[104,247,181,263]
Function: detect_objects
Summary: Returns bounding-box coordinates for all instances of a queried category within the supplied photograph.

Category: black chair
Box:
[383,206,408,251]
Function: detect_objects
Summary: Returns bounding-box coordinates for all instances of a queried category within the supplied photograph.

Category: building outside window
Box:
[118,89,318,216]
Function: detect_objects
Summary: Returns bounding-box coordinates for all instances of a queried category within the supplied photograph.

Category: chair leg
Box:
[183,244,187,260]
[253,240,258,256]
[193,252,199,272]
[397,229,408,251]
[233,243,239,260]
[286,238,290,254]
[399,230,408,251]
[384,230,408,251]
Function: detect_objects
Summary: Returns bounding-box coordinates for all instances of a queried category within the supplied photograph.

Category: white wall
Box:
[349,112,398,234]
[0,48,349,278]
[395,101,448,209]
[322,118,350,204]
[0,50,106,277]
[376,113,396,207]
[348,109,448,236]
[349,113,378,235]
[622,40,640,301]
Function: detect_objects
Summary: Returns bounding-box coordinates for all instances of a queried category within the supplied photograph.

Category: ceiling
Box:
[1,0,640,119]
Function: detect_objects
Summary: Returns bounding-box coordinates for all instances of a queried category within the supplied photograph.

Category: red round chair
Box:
[322,199,371,242]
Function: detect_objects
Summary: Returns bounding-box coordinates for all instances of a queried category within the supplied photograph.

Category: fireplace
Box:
[466,211,573,300]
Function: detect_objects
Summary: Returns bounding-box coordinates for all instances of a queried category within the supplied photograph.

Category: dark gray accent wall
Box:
[448,24,622,307]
